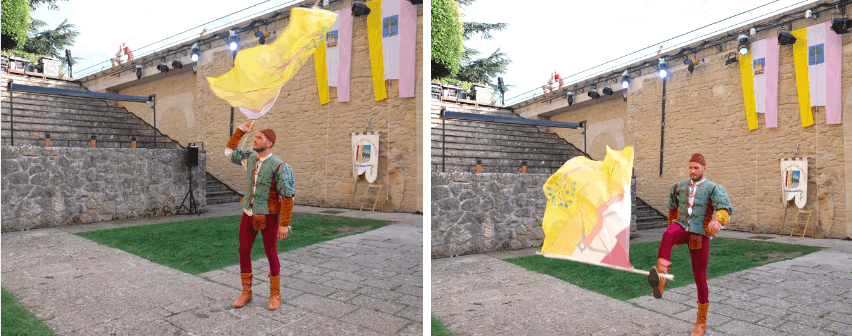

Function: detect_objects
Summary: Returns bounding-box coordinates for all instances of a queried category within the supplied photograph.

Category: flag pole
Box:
[537,252,674,281]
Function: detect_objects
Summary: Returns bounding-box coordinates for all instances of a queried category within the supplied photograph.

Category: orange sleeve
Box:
[668,209,679,225]
[714,209,730,226]
[226,128,247,149]
[279,197,293,227]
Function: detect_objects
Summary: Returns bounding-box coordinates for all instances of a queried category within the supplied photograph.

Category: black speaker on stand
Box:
[179,143,200,215]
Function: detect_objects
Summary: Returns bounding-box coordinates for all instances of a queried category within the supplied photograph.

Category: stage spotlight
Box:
[602,87,613,95]
[830,18,851,34]
[136,65,142,79]
[566,91,573,106]
[588,91,600,99]
[157,64,169,72]
[172,60,183,69]
[228,29,239,51]
[684,58,698,74]
[738,34,750,55]
[255,31,271,45]
[778,32,797,45]
[657,58,668,78]
[352,3,371,16]
[191,43,200,62]
[620,71,630,89]
[725,54,738,65]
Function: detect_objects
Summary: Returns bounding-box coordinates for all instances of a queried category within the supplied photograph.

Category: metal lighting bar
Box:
[442,112,583,129]
[9,84,151,103]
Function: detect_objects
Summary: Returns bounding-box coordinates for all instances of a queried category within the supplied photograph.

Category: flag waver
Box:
[207,8,337,119]
[540,146,634,270]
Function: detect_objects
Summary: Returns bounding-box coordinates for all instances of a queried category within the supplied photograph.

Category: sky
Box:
[459,0,821,104]
[31,0,307,78]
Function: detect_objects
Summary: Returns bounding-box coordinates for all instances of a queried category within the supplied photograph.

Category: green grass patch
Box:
[75,213,391,275]
[505,237,824,301]
[2,288,55,336]
[431,316,455,336]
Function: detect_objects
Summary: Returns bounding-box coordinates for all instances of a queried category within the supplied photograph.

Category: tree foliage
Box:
[22,19,79,60]
[431,0,463,78]
[1,0,31,50]
[449,0,512,102]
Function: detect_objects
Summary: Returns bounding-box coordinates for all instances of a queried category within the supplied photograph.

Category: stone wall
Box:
[514,8,850,238]
[81,0,423,213]
[549,96,628,161]
[1,146,206,231]
[431,172,549,258]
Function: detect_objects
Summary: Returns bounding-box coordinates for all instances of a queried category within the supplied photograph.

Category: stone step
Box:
[432,146,578,161]
[207,195,243,204]
[1,77,85,91]
[431,101,518,117]
[1,113,152,130]
[430,118,557,135]
[431,163,561,175]
[1,130,169,144]
[1,93,126,112]
[430,124,563,141]
[431,140,581,156]
[636,220,669,230]
[0,137,179,148]
[205,172,243,205]
[430,133,568,148]
[1,109,145,128]
[2,123,165,138]
[431,155,571,168]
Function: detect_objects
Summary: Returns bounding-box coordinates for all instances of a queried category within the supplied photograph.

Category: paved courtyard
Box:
[1,203,424,335]
[433,229,852,335]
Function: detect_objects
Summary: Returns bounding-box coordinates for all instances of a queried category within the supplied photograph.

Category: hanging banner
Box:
[541,146,634,270]
[751,36,780,128]
[352,132,380,183]
[781,158,808,209]
[314,8,354,103]
[738,51,758,131]
[792,22,843,126]
[208,8,337,119]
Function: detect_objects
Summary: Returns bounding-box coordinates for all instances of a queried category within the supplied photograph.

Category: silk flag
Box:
[366,0,417,100]
[792,22,843,126]
[738,51,759,130]
[314,9,354,104]
[781,158,808,209]
[540,146,634,270]
[750,37,780,128]
[352,132,379,183]
[208,8,337,119]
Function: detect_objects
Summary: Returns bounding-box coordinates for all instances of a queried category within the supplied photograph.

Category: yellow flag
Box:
[207,8,337,119]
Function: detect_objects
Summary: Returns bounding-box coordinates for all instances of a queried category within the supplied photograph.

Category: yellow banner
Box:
[207,8,337,113]
[738,52,758,130]
[314,38,330,105]
[791,28,814,128]
[366,0,387,101]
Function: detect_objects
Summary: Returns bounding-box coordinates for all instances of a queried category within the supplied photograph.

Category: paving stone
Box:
[284,278,337,297]
[362,277,400,290]
[268,313,381,336]
[790,303,831,317]
[324,279,361,292]
[397,321,423,336]
[746,286,794,299]
[288,293,359,318]
[636,298,691,315]
[821,300,852,314]
[66,318,189,336]
[785,293,830,306]
[350,295,406,314]
[199,269,228,279]
[824,312,852,324]
[394,294,423,308]
[341,308,411,334]
[719,297,762,310]
[777,321,833,336]
[751,305,788,318]
[395,306,423,323]
[753,297,795,309]
[396,285,422,297]
[756,317,787,328]
[318,260,365,273]
[783,312,832,328]
[356,286,403,302]
[328,290,359,302]
[713,319,781,336]
[325,270,368,283]
[821,321,852,334]
[389,274,423,287]
[208,315,286,335]
[287,263,332,275]
[712,304,766,323]
[164,307,241,334]
[354,267,399,280]
[292,271,332,284]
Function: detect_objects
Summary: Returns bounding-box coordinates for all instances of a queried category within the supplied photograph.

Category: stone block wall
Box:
[82,0,424,213]
[1,146,206,231]
[431,172,549,258]
[548,97,628,161]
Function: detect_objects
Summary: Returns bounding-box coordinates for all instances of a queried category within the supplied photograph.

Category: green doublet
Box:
[667,179,733,236]
[231,149,295,214]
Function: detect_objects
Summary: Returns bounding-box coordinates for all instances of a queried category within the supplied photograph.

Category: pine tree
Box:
[452,0,512,102]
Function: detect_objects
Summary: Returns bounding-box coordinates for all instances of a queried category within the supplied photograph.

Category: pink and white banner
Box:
[807,22,842,124]
[326,9,353,101]
[751,36,779,128]
[380,0,416,97]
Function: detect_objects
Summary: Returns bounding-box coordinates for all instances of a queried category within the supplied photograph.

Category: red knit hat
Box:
[259,129,276,147]
[689,153,706,167]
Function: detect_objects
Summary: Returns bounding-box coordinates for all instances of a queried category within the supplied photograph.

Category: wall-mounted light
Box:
[588,91,600,99]
[171,60,183,69]
[831,18,851,34]
[352,3,371,16]
[228,29,239,51]
[737,34,750,55]
[778,32,797,45]
[683,58,698,74]
[190,42,200,62]
[566,91,573,106]
[602,87,613,95]
[657,58,668,78]
[136,65,142,79]
[255,31,271,45]
[157,64,169,72]
[805,9,818,19]
[620,70,630,89]
[725,53,738,65]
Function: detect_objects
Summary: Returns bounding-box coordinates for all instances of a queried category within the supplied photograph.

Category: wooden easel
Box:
[358,184,383,213]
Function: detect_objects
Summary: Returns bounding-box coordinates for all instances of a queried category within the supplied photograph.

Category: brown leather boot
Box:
[232,273,253,308]
[648,258,672,298]
[268,274,281,310]
[691,302,709,336]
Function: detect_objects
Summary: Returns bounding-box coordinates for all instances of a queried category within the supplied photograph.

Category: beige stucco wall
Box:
[516,15,850,238]
[82,0,423,213]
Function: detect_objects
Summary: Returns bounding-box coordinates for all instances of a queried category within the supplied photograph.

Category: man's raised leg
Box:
[649,223,687,298]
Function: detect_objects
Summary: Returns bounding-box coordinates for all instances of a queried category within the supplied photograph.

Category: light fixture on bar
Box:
[602,87,613,95]
[171,60,183,69]
[190,42,200,62]
[566,91,573,106]
[830,18,851,34]
[228,29,239,51]
[588,90,600,99]
[352,3,371,16]
[657,58,668,78]
[136,65,142,79]
[778,32,797,45]
[157,64,169,72]
[620,71,629,89]
[737,34,750,55]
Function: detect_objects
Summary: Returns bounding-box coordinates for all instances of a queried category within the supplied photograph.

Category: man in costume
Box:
[647,153,732,336]
[225,120,295,310]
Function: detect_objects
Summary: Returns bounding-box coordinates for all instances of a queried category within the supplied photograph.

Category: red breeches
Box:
[239,213,280,276]
[658,223,710,304]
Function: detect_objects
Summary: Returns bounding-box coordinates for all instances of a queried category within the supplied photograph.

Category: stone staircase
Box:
[206,172,243,204]
[431,98,668,229]
[431,99,588,174]
[1,73,179,148]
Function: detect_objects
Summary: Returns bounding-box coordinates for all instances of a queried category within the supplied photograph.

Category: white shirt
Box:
[686,177,705,218]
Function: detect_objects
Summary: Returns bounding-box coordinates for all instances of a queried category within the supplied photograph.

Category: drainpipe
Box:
[441,107,446,173]
[659,77,667,177]
[8,81,13,146]
[579,120,587,156]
